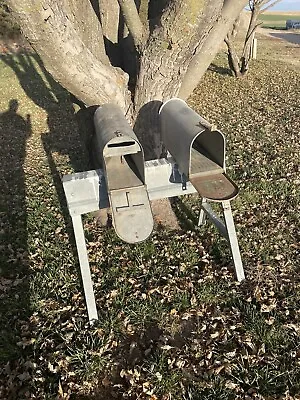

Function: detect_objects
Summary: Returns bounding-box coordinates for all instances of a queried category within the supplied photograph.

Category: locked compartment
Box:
[159,98,239,202]
[93,104,153,243]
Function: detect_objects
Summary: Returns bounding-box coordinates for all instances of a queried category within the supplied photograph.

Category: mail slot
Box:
[159,98,239,202]
[93,104,153,243]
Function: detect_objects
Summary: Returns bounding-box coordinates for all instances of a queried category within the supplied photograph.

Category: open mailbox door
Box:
[159,98,239,202]
[93,104,153,243]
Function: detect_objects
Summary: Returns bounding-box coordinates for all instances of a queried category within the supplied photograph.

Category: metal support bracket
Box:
[198,198,244,282]
[62,158,244,322]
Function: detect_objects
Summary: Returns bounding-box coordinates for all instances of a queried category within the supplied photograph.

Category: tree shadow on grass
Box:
[171,196,236,275]
[209,63,233,77]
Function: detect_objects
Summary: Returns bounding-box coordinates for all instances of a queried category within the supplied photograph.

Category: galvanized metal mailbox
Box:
[93,104,153,243]
[159,98,239,202]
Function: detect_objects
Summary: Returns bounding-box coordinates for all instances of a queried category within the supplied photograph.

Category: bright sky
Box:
[270,0,300,11]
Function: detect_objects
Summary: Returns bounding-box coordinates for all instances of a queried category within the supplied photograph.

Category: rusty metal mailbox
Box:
[159,98,239,202]
[93,104,153,243]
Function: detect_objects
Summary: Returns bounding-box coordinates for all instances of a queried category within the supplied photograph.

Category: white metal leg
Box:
[200,200,229,240]
[222,201,245,282]
[198,198,207,226]
[72,215,98,322]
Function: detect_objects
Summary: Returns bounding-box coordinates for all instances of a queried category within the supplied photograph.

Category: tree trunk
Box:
[7,0,131,108]
[224,36,242,78]
[178,0,247,98]
[224,15,243,78]
[133,0,224,158]
[241,7,260,74]
[97,0,123,67]
[7,0,248,160]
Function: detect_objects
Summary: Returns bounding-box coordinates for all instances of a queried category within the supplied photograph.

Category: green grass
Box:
[259,13,300,29]
[0,44,300,400]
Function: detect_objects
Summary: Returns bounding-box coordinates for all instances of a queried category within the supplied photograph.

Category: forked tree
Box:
[225,0,282,77]
[7,0,247,159]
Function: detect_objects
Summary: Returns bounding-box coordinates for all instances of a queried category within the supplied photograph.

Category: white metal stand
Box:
[62,158,245,322]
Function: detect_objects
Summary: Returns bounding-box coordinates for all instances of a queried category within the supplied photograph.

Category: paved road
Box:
[258,27,300,46]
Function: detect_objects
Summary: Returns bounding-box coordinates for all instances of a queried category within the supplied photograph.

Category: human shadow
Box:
[0,99,32,364]
[0,49,90,244]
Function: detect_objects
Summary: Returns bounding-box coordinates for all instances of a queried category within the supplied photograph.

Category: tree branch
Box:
[7,0,131,108]
[134,0,222,106]
[117,0,146,50]
[98,0,120,44]
[65,0,108,62]
[260,0,282,14]
[246,18,260,41]
[179,0,248,100]
[224,35,242,77]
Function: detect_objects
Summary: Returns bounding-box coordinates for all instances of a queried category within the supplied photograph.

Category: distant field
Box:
[259,12,300,29]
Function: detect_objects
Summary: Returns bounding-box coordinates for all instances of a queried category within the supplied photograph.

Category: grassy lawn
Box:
[259,13,300,29]
[0,42,300,399]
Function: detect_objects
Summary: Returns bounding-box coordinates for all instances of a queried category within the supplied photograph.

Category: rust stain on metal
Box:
[190,173,239,202]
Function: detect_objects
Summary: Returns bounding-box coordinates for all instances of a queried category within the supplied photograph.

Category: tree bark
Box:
[179,0,247,99]
[98,0,120,44]
[241,7,260,74]
[97,0,123,67]
[224,36,242,78]
[117,0,145,50]
[7,0,131,108]
[65,0,106,62]
[133,0,224,158]
[7,0,248,160]
[135,1,223,104]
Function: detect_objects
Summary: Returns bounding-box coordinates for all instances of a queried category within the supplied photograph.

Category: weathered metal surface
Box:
[190,174,239,202]
[159,98,213,177]
[110,187,153,243]
[159,98,239,202]
[62,158,197,216]
[222,201,244,282]
[72,214,98,322]
[93,104,153,243]
[62,169,109,215]
[145,158,196,199]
